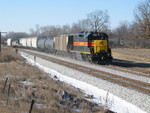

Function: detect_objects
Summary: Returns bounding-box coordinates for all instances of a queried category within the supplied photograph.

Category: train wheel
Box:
[72,52,77,59]
[87,55,92,63]
[81,53,88,61]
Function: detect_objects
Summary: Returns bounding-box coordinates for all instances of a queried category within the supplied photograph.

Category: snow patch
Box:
[21,54,147,113]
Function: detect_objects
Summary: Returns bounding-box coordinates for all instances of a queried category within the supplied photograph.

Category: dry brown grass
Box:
[0,46,22,62]
[112,48,150,63]
[112,48,150,73]
[0,46,111,113]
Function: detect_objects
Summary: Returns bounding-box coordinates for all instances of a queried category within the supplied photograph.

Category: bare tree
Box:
[111,21,130,47]
[40,25,61,37]
[134,0,150,39]
[70,23,83,33]
[87,10,109,32]
[69,19,90,33]
[4,32,28,39]
[60,24,71,34]
[29,24,40,37]
[77,19,90,31]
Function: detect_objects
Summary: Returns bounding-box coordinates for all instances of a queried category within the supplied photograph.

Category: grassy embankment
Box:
[0,46,111,113]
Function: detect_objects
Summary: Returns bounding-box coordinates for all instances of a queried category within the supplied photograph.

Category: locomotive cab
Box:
[88,32,112,64]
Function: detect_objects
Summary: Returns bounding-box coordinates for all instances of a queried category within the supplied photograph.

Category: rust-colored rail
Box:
[21,50,150,94]
[108,65,150,78]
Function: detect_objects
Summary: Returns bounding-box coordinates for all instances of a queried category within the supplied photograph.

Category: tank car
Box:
[37,36,47,51]
[44,38,54,52]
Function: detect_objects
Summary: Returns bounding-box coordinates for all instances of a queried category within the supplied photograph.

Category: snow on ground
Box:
[21,54,147,113]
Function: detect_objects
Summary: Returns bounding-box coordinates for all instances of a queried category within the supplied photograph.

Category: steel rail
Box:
[21,50,150,94]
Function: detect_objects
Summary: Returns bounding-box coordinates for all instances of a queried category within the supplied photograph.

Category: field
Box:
[1,46,149,113]
[0,46,110,113]
[112,48,150,73]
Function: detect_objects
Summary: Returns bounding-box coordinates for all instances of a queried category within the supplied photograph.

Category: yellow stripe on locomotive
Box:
[93,40,108,54]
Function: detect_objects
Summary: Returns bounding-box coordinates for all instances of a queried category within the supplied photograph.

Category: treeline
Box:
[112,0,150,48]
[3,0,150,48]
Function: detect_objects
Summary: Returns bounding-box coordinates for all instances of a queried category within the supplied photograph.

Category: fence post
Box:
[15,48,18,54]
[34,56,36,64]
[6,84,11,106]
[29,99,34,113]
[2,77,8,93]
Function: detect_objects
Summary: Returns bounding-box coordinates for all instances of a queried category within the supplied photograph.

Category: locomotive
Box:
[7,31,112,64]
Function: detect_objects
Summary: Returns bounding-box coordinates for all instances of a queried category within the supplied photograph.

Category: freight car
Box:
[7,31,112,64]
[7,37,20,47]
[6,38,12,46]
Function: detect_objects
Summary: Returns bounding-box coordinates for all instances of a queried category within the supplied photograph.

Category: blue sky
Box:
[0,0,145,33]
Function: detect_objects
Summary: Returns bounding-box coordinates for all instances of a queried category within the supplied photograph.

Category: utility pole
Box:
[0,32,7,54]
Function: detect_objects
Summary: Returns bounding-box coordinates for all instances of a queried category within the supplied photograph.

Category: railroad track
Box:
[109,60,150,76]
[102,65,150,78]
[21,49,150,95]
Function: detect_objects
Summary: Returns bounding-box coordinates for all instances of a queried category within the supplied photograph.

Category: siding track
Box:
[21,49,150,95]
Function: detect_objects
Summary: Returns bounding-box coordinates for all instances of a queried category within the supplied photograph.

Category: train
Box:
[6,31,113,64]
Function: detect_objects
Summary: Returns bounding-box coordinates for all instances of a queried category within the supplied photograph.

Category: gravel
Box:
[20,50,150,113]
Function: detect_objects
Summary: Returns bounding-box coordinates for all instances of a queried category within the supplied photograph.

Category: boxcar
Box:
[26,38,32,48]
[7,38,12,46]
[20,38,27,47]
[31,37,38,48]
